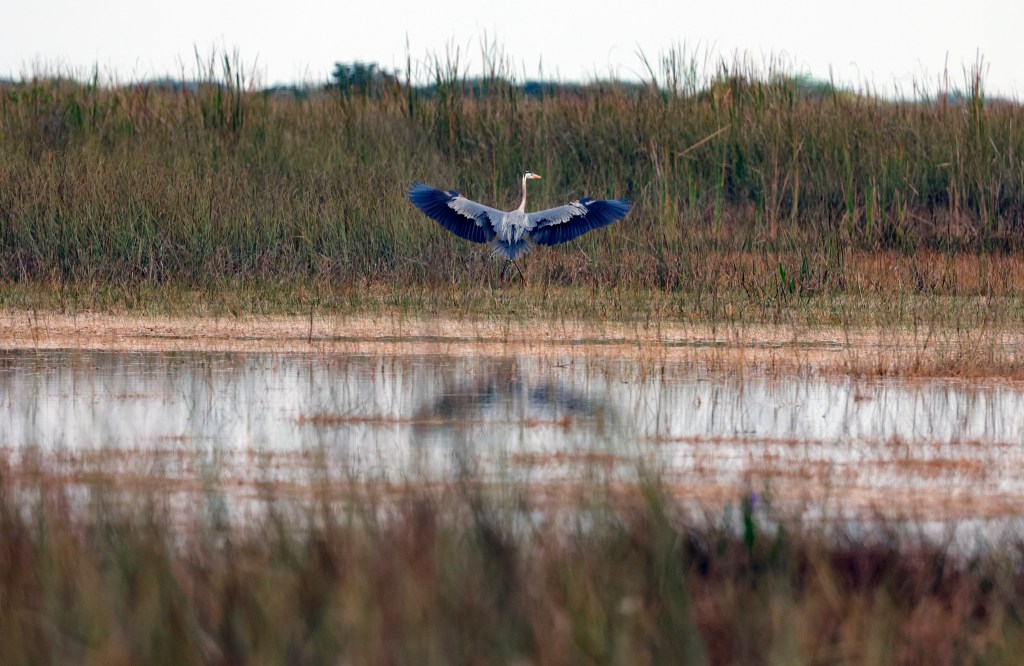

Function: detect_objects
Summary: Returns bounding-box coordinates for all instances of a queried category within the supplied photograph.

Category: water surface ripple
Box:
[3,349,1023,517]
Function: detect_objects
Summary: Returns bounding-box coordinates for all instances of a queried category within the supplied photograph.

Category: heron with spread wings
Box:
[408,172,630,278]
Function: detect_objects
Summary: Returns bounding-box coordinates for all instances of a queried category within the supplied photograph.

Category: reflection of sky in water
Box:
[2,349,1024,503]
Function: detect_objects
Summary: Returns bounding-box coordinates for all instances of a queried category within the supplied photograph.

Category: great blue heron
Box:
[408,172,631,279]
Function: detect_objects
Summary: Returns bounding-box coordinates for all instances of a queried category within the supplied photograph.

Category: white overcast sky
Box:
[4,0,1023,97]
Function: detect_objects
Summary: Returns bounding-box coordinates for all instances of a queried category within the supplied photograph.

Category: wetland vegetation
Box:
[4,465,1024,665]
[5,47,1024,663]
[2,50,1024,327]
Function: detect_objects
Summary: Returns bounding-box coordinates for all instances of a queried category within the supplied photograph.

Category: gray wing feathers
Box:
[527,198,631,246]
[526,202,589,228]
[448,196,503,224]
[408,182,500,243]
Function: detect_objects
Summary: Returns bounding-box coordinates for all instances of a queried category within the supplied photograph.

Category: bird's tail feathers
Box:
[490,239,534,261]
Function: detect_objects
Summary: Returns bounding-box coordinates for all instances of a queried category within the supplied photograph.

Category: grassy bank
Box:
[2,461,1022,664]
[2,52,1024,319]
[4,249,1024,330]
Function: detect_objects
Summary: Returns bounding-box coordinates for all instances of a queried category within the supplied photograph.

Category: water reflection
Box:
[3,349,1024,516]
[409,359,618,441]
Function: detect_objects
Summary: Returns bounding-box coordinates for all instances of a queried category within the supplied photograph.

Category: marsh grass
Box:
[2,457,1024,664]
[2,50,1023,322]
[7,50,1024,664]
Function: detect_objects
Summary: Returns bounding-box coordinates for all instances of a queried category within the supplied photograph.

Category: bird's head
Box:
[524,171,542,181]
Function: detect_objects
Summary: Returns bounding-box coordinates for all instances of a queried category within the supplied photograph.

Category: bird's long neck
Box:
[517,174,528,212]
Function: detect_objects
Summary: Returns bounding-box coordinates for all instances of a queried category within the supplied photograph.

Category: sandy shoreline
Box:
[2,309,1023,377]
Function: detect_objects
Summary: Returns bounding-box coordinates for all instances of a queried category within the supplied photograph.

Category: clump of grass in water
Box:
[1,460,1023,663]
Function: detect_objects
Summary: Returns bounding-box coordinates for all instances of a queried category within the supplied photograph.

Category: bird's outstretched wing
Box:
[408,182,501,243]
[527,198,631,246]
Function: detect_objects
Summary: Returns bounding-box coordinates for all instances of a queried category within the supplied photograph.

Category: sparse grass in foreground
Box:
[2,50,1024,320]
[2,463,1023,664]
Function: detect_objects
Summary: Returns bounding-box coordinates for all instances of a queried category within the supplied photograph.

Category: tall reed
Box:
[1,49,1022,300]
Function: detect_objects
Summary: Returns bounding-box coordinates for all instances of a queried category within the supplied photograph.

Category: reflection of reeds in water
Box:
[2,455,1023,664]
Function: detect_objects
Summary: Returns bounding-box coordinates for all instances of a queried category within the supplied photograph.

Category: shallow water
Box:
[3,349,1024,518]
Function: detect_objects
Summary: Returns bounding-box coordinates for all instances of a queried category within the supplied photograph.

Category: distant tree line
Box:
[330,62,400,97]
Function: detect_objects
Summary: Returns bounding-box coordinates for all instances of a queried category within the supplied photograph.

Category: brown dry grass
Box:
[7,456,1024,665]
[5,307,1024,379]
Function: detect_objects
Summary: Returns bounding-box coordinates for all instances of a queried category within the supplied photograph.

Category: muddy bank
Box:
[3,310,1023,378]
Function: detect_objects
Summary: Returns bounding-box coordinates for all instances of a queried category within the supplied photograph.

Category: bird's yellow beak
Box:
[531,174,542,179]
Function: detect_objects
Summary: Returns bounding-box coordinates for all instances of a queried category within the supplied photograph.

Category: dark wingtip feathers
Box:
[408,181,490,244]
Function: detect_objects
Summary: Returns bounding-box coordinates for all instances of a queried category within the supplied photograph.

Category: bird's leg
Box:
[512,260,527,284]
